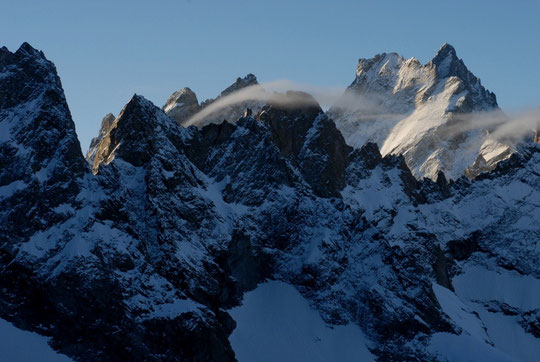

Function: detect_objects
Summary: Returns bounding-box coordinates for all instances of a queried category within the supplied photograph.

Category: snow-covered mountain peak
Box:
[0,43,63,110]
[431,42,466,79]
[0,42,85,182]
[356,52,401,78]
[430,43,497,110]
[329,43,509,180]
[432,43,458,63]
[344,51,438,116]
[0,42,48,70]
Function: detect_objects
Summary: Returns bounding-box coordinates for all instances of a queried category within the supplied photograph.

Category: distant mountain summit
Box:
[162,87,201,126]
[163,73,264,127]
[216,73,258,97]
[329,43,512,180]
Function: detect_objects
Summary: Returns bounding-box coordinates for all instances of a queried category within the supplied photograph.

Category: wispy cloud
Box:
[183,78,540,146]
[184,79,377,127]
[438,108,540,144]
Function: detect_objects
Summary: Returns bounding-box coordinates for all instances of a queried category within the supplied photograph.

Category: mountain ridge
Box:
[163,73,264,128]
[1,42,539,361]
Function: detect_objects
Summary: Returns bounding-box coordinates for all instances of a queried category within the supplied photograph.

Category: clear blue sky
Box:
[1,0,539,151]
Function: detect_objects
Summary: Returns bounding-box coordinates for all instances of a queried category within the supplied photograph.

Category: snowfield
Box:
[229,281,375,362]
[0,318,73,362]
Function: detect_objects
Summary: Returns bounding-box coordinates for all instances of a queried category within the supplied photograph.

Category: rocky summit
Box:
[163,73,264,128]
[1,43,539,361]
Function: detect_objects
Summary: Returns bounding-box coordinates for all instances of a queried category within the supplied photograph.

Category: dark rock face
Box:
[93,94,185,170]
[2,43,539,361]
[446,231,484,261]
[0,42,86,244]
[258,91,352,197]
[258,91,322,159]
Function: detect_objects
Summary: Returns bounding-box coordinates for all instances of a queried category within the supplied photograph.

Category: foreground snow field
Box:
[229,281,375,362]
[0,318,73,361]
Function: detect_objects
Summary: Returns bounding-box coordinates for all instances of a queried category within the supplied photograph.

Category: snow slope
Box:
[229,281,375,362]
[428,333,516,362]
[0,318,73,362]
[451,264,540,361]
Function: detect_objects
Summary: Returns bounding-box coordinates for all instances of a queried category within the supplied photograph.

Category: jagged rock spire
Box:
[162,87,201,125]
[164,74,264,127]
[86,113,116,163]
[0,42,86,181]
[219,73,258,97]
[259,91,352,197]
[93,94,184,172]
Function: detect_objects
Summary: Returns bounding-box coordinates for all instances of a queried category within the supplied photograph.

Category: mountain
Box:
[329,43,514,180]
[1,43,539,361]
[163,73,264,127]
